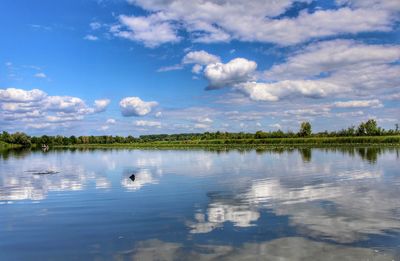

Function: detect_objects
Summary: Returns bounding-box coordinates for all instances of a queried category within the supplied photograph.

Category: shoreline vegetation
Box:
[0,141,21,150]
[55,136,400,149]
[1,119,399,149]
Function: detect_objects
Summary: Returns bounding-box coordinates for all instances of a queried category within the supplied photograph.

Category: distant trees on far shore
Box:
[0,132,31,147]
[0,119,399,147]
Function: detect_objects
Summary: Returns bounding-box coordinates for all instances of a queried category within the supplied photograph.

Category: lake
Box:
[0,147,399,260]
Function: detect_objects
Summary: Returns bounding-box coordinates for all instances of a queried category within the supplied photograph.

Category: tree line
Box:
[1,119,399,147]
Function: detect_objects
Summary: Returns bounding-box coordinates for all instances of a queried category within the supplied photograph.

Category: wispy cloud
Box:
[34,72,47,78]
[157,64,183,72]
[84,34,99,41]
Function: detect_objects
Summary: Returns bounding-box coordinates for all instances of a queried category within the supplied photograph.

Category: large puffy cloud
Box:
[264,40,400,99]
[45,97,110,115]
[119,97,158,116]
[265,40,400,80]
[116,0,398,47]
[0,88,47,102]
[204,58,257,89]
[182,50,221,74]
[201,40,400,102]
[237,80,342,102]
[111,14,180,47]
[0,88,110,129]
[45,96,87,113]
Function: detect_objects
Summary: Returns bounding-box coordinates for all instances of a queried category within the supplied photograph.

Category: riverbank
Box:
[0,141,21,150]
[54,136,400,149]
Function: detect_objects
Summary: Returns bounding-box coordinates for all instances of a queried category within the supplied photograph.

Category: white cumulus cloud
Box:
[94,99,111,112]
[182,50,220,65]
[0,88,47,103]
[204,58,257,89]
[199,40,399,103]
[112,14,180,48]
[45,96,88,113]
[0,88,109,130]
[236,80,342,102]
[120,97,158,116]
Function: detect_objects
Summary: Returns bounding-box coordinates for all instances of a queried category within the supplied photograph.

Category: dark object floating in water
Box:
[129,174,135,181]
[33,171,59,175]
[25,170,59,175]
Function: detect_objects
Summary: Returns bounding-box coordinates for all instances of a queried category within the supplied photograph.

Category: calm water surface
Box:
[0,147,399,260]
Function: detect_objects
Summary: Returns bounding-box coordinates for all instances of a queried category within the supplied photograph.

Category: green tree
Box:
[356,119,381,136]
[356,122,366,136]
[255,131,268,139]
[364,119,380,135]
[298,122,312,137]
[69,136,77,144]
[0,131,11,143]
[11,132,31,147]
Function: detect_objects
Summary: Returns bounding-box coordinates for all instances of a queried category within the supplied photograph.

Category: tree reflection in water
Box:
[117,237,395,261]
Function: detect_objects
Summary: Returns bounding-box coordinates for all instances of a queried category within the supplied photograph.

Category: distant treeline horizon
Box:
[1,119,400,147]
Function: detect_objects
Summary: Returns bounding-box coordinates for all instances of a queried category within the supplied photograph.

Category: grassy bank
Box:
[0,141,21,150]
[55,135,400,149]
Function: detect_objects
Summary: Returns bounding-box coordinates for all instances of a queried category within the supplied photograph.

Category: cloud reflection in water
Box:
[0,148,399,248]
[118,237,395,261]
[189,168,400,243]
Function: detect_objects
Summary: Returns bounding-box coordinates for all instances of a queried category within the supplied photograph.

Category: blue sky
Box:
[0,0,399,136]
